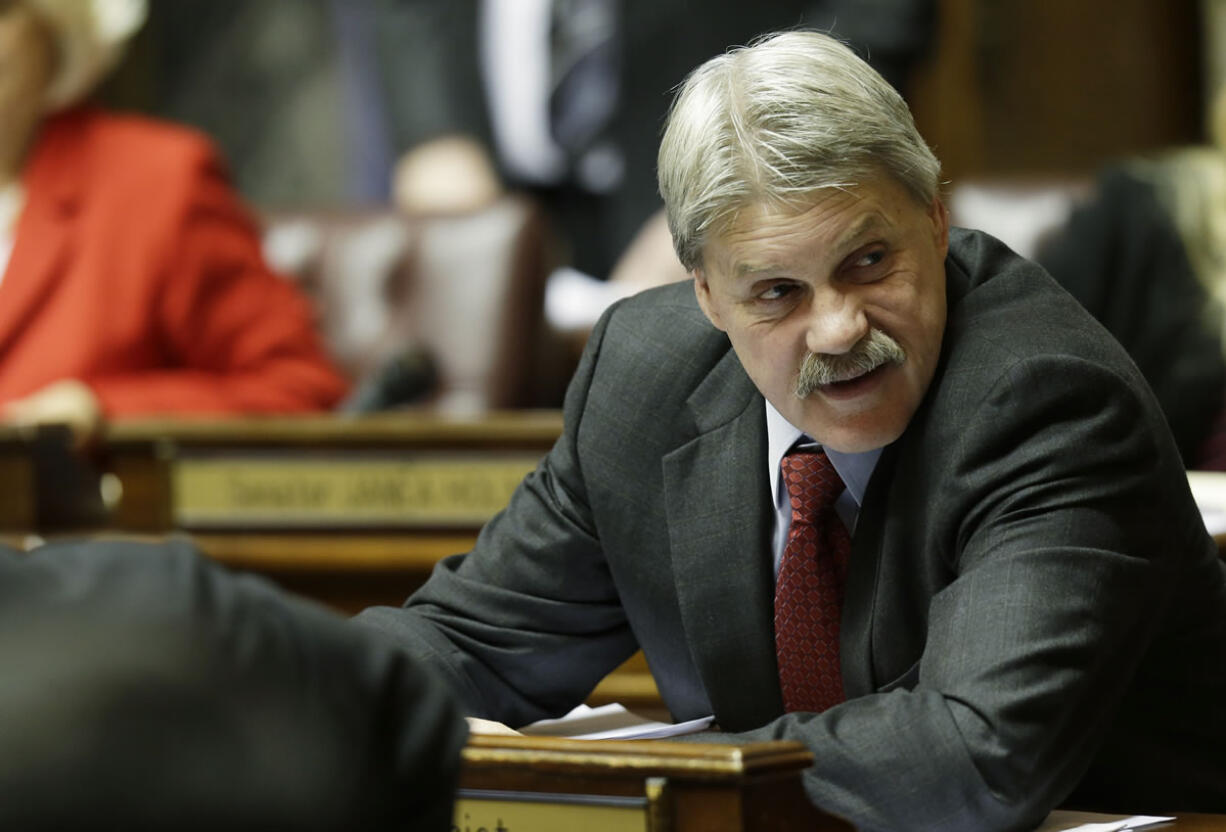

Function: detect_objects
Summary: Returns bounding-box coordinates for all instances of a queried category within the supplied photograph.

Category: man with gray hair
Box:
[358,31,1226,830]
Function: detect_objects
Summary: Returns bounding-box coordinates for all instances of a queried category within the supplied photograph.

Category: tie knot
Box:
[781,450,844,524]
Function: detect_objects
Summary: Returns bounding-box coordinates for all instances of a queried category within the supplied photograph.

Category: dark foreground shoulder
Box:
[943,227,1147,385]
[592,280,738,402]
[0,539,466,830]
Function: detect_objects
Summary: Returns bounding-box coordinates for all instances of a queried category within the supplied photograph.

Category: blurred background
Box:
[100,1,1214,191]
[83,0,1216,411]
[911,0,1205,182]
[7,0,1226,540]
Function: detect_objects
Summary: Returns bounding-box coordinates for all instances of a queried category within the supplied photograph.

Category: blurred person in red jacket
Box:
[0,0,348,443]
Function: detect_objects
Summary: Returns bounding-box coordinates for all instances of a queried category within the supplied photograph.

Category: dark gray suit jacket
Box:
[357,229,1226,830]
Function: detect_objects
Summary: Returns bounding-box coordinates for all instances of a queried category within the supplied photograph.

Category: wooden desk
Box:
[0,413,664,711]
[0,413,566,606]
[459,738,1226,831]
[458,736,850,831]
[0,414,546,608]
[1157,815,1226,830]
[100,412,562,612]
[102,412,564,534]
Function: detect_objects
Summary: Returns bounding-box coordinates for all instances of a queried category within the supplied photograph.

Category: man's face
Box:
[693,175,949,453]
[0,1,55,181]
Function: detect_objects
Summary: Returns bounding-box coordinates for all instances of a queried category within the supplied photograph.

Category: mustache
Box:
[794,329,906,397]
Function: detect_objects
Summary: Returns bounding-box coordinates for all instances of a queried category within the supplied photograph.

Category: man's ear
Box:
[928,196,950,258]
[692,269,726,331]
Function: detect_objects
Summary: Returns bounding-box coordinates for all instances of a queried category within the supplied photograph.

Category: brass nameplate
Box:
[171,454,539,528]
[453,791,648,832]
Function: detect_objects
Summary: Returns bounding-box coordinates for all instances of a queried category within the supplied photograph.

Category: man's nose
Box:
[803,291,869,356]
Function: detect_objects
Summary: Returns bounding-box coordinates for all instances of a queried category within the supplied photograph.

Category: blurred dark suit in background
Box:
[112,0,936,281]
[0,539,466,830]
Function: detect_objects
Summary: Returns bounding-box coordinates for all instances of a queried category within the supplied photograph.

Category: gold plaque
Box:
[453,792,648,832]
[171,454,539,528]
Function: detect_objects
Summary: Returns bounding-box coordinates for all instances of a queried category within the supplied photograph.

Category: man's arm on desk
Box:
[353,305,641,726]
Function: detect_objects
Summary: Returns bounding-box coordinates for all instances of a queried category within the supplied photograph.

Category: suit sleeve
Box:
[704,350,1208,831]
[353,303,640,727]
[86,140,349,415]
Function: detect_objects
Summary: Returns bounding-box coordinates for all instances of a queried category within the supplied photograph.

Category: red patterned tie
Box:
[774,449,851,713]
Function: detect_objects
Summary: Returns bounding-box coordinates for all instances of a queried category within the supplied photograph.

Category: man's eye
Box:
[852,249,885,268]
[759,283,799,302]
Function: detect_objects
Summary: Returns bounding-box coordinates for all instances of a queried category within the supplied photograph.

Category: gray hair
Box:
[658,30,940,271]
[25,0,147,111]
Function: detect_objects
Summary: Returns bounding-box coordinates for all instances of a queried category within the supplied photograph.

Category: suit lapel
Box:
[0,112,85,362]
[663,347,782,730]
[841,251,972,697]
[841,442,898,697]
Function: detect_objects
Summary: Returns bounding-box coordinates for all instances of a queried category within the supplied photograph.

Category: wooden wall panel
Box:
[910,0,1204,183]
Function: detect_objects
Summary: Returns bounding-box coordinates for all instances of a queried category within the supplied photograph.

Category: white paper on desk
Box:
[1188,470,1226,535]
[1201,507,1226,537]
[520,704,714,740]
[1036,810,1175,831]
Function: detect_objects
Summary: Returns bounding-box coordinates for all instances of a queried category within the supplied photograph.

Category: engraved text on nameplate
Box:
[452,790,649,832]
[172,454,540,528]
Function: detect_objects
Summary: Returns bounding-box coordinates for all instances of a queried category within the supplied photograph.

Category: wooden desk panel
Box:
[0,413,669,714]
[1158,815,1226,831]
[0,412,562,583]
[459,736,851,832]
[103,412,563,534]
[193,531,477,573]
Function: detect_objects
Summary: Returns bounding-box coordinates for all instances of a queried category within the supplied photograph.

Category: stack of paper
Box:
[1037,811,1175,831]
[520,704,713,740]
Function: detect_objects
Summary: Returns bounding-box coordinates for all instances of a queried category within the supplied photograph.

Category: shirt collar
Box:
[765,398,882,508]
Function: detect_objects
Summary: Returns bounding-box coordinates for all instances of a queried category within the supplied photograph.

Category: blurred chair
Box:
[261,196,569,414]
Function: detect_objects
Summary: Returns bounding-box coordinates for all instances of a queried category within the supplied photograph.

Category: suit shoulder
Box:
[920,229,1165,459]
[614,280,706,317]
[597,281,733,382]
[29,108,243,228]
[41,108,225,199]
[945,228,1137,374]
[76,109,218,168]
[604,281,713,340]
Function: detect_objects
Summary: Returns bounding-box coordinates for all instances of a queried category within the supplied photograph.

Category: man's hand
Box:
[2,379,103,447]
[465,717,522,736]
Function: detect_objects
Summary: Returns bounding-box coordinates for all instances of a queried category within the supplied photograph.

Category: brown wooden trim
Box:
[102,411,564,448]
[462,737,814,781]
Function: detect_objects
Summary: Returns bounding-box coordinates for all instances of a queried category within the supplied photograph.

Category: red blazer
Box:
[0,107,348,415]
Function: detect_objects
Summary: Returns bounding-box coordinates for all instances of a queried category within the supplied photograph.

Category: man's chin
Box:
[790,398,909,454]
[813,425,903,454]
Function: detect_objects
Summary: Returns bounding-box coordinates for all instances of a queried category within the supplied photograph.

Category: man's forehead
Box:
[711,203,895,278]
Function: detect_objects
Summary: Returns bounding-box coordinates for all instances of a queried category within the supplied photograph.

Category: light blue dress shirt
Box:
[765,400,882,579]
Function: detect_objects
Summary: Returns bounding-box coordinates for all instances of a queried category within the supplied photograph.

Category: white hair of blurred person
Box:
[0,2,52,187]
[24,0,146,112]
